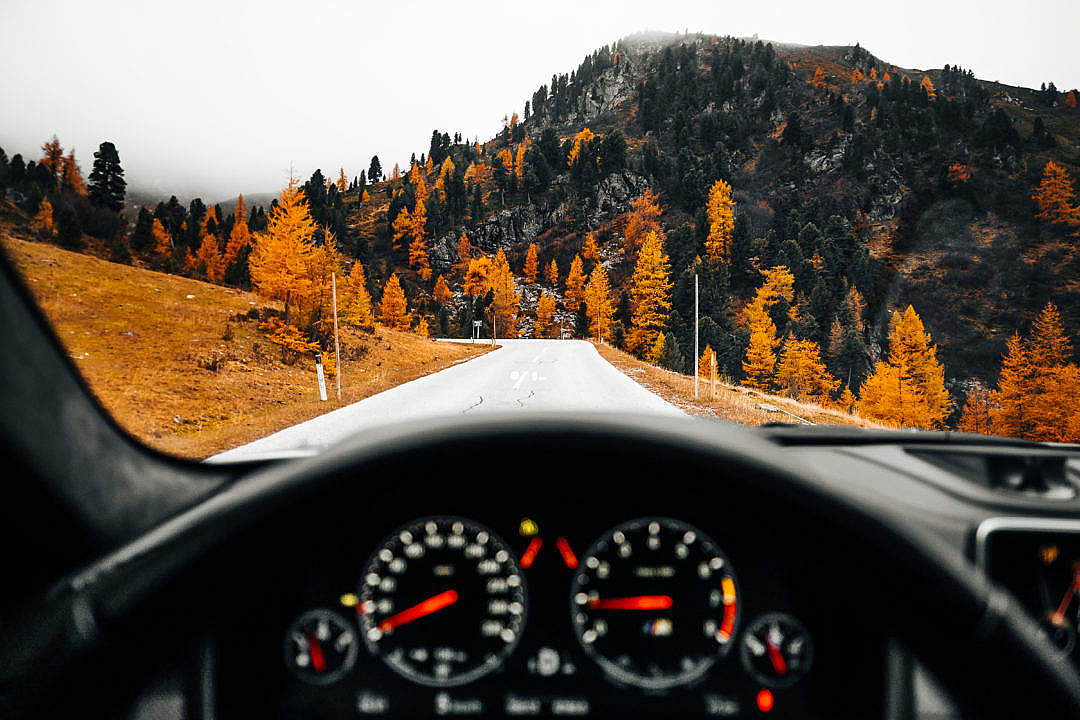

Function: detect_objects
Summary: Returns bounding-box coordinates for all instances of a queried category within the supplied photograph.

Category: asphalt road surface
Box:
[210,339,682,462]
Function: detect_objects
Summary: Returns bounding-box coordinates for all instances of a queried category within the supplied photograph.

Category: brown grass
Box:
[594,342,883,429]
[1,234,491,459]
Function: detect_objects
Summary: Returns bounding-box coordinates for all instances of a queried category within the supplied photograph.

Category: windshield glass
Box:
[2,5,1078,459]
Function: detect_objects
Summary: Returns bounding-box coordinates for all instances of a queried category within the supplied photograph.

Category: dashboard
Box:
[210,466,886,719]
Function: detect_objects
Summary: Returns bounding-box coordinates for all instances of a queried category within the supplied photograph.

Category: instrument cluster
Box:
[250,512,860,718]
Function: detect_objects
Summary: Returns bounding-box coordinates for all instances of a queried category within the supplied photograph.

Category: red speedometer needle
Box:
[766,637,787,675]
[378,589,459,632]
[588,595,673,610]
[307,633,326,673]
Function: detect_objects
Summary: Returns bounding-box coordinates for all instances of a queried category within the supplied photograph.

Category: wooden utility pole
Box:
[331,271,341,401]
[710,350,717,400]
[694,274,699,400]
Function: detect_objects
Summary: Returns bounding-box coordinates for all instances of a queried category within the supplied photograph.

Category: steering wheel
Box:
[3,414,1080,718]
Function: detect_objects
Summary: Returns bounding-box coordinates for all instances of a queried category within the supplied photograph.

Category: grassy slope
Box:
[595,342,882,429]
[0,230,491,459]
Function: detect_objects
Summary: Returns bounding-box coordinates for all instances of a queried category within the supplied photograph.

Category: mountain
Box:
[342,31,1080,412]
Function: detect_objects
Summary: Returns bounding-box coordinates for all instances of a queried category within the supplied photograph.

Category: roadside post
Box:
[472,320,482,343]
[694,273,699,400]
[315,356,328,402]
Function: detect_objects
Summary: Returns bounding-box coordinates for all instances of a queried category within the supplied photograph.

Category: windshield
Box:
[2,5,1078,460]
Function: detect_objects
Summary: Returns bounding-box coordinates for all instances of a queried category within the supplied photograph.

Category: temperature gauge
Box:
[285,609,358,685]
[740,613,813,688]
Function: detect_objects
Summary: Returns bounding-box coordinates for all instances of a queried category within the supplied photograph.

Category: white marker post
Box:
[315,356,328,401]
[331,271,341,401]
[472,320,482,343]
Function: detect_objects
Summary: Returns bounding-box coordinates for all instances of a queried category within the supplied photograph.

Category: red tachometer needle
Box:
[766,637,788,675]
[307,633,326,673]
[377,589,459,632]
[1049,564,1080,627]
[588,595,673,610]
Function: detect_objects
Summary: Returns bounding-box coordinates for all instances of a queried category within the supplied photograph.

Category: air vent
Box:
[907,449,1078,500]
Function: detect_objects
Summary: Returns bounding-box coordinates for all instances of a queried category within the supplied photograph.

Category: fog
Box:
[2,0,1076,205]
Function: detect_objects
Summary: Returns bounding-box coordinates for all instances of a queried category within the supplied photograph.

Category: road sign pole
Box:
[694,273,699,400]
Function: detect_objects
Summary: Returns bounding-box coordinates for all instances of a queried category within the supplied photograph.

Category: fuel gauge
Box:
[284,609,358,685]
[740,613,813,688]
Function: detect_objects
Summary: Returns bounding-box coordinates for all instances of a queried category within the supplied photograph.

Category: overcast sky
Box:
[2,0,1077,203]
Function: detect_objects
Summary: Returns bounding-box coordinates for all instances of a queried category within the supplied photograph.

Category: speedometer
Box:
[570,518,739,690]
[357,517,527,687]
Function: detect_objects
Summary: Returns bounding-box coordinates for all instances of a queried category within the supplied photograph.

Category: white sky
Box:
[2,0,1077,203]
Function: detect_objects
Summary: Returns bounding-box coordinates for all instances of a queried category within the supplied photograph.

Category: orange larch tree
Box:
[523,243,539,283]
[811,66,826,89]
[1033,161,1080,228]
[343,262,374,330]
[584,264,615,341]
[336,168,348,193]
[705,179,736,261]
[60,150,87,196]
[433,275,453,305]
[379,273,410,330]
[568,128,597,167]
[582,233,601,267]
[989,333,1032,438]
[628,231,673,357]
[193,232,225,283]
[249,179,317,326]
[624,189,662,250]
[40,135,64,183]
[920,75,937,101]
[1026,303,1080,441]
[223,195,251,267]
[33,198,54,237]
[741,266,796,391]
[151,219,172,259]
[857,306,949,428]
[534,292,558,338]
[564,254,587,311]
[775,338,839,401]
[456,232,473,263]
[545,258,559,287]
[464,256,494,297]
[489,249,520,337]
[957,382,993,435]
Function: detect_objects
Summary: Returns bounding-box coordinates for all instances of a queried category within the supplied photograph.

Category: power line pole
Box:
[331,271,342,401]
[694,273,699,400]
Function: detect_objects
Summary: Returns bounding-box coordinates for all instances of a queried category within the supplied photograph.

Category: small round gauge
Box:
[357,517,527,687]
[284,609,358,685]
[570,518,740,690]
[740,613,813,688]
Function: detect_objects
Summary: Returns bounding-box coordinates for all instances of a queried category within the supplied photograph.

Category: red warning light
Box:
[520,537,543,569]
[756,689,774,713]
[556,536,579,569]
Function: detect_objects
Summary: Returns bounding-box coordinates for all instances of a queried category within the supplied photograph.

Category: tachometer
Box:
[570,518,739,690]
[357,517,527,687]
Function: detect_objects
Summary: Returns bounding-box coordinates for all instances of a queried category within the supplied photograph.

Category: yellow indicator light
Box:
[519,518,539,537]
[340,593,359,607]
[1040,545,1059,565]
[721,577,737,604]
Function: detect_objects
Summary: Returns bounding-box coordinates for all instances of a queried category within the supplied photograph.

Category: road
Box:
[209,339,682,461]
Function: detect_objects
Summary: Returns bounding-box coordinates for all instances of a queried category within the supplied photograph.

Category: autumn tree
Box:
[523,243,539,283]
[40,136,64,183]
[811,66,826,89]
[1032,161,1080,227]
[433,275,452,305]
[32,198,54,237]
[776,339,839,401]
[535,292,558,338]
[489,249,520,337]
[250,179,318,326]
[379,273,411,330]
[741,267,796,390]
[456,232,473,262]
[415,316,430,338]
[582,233,601,266]
[151,219,171,259]
[857,306,949,428]
[624,189,662,250]
[627,231,672,356]
[584,264,615,341]
[1026,303,1079,441]
[851,67,865,84]
[464,256,494,297]
[989,333,1032,438]
[343,262,375,330]
[567,127,597,167]
[223,195,251,266]
[920,75,937,100]
[705,179,736,260]
[564,254,587,311]
[192,232,225,282]
[958,382,993,435]
[545,258,559,286]
[336,168,348,193]
[60,150,87,196]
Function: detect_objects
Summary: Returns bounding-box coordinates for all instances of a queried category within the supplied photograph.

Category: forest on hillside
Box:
[1,33,1078,441]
